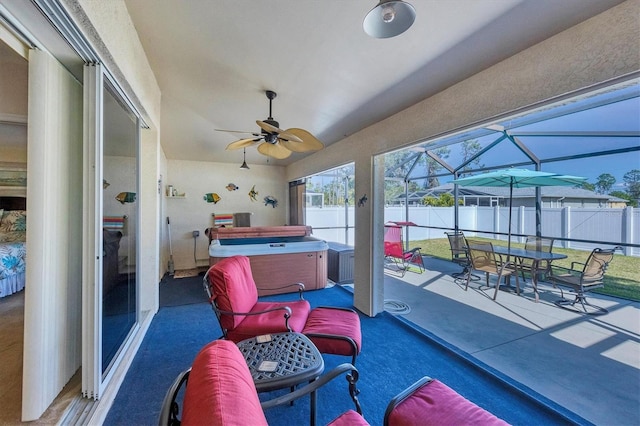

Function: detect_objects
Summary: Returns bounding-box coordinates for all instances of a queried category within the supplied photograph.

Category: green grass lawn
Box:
[409,238,640,301]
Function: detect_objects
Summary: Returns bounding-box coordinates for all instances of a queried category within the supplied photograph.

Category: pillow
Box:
[0,210,26,232]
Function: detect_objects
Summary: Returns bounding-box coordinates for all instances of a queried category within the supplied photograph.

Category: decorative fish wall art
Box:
[203,193,221,204]
[264,196,278,208]
[226,183,239,191]
[115,192,136,204]
[358,194,368,207]
[248,185,258,202]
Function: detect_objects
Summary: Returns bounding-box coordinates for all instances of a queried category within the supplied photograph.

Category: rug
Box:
[106,285,587,426]
[172,267,207,279]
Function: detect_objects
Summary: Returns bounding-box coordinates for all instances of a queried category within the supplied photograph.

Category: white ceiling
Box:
[6,1,627,167]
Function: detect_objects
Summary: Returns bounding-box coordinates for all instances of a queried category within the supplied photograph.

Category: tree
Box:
[595,173,616,194]
[459,139,484,174]
[623,169,640,201]
[424,146,450,188]
[421,193,461,206]
[578,181,595,191]
[610,190,637,207]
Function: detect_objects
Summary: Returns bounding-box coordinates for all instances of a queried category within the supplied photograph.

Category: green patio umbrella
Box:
[452,168,586,254]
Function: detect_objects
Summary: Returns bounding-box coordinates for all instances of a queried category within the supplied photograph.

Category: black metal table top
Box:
[237,332,324,392]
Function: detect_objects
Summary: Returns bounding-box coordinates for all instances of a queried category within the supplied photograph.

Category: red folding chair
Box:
[384,224,424,277]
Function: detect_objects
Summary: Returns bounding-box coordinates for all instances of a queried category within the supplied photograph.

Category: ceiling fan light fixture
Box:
[240,148,250,170]
[364,0,416,39]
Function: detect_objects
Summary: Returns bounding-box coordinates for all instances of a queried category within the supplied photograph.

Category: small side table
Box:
[237,332,325,425]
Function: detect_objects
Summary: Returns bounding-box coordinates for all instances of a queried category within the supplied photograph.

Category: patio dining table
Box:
[491,246,567,302]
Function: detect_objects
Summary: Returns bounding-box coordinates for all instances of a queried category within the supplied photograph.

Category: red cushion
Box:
[181,340,268,426]
[208,256,259,331]
[303,307,361,357]
[226,300,311,343]
[387,379,509,426]
[327,410,370,426]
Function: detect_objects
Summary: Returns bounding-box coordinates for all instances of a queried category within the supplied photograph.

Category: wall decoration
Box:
[225,183,239,191]
[103,179,111,189]
[263,196,278,208]
[248,185,258,202]
[203,193,221,204]
[213,213,233,227]
[0,162,27,188]
[358,194,368,207]
[115,192,136,204]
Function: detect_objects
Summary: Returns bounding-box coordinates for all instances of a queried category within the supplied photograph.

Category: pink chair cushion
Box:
[327,409,370,426]
[208,256,259,331]
[226,299,311,343]
[303,307,361,357]
[387,379,509,426]
[181,340,268,426]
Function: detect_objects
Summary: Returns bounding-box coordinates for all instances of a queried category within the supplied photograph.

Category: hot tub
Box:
[208,226,328,296]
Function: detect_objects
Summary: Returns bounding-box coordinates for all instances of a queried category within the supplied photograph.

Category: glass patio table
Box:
[491,246,567,302]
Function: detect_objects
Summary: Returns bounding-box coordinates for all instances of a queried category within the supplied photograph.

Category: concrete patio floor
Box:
[381,257,640,426]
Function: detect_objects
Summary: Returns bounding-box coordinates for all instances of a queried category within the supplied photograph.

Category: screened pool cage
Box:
[301,79,639,254]
[383,79,640,255]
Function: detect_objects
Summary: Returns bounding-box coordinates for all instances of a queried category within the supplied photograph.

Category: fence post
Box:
[494,206,500,241]
[623,206,633,256]
[562,207,571,249]
[518,206,525,244]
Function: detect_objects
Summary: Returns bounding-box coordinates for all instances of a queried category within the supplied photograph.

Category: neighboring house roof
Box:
[394,183,627,203]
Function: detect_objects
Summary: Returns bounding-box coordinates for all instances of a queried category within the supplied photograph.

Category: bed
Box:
[0,197,27,298]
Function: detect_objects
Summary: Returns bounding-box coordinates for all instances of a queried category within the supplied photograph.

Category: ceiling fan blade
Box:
[226,138,261,150]
[257,142,292,159]
[280,128,324,152]
[278,131,303,143]
[256,120,284,134]
[215,128,260,136]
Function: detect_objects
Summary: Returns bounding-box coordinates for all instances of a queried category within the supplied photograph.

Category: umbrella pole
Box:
[507,181,513,261]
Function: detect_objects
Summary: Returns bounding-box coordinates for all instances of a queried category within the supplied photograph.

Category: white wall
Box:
[166,159,287,270]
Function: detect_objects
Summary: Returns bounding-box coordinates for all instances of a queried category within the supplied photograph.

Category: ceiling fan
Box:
[216,90,324,159]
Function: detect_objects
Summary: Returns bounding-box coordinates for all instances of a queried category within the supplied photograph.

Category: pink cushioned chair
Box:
[384,224,424,277]
[383,376,509,426]
[204,255,362,365]
[159,339,367,426]
[204,255,312,342]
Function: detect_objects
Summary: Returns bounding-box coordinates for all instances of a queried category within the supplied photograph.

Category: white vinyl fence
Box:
[307,206,639,257]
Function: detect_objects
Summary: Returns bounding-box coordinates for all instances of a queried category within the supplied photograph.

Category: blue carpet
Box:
[105,285,588,426]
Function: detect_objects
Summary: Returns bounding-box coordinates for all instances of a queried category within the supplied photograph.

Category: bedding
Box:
[0,210,26,298]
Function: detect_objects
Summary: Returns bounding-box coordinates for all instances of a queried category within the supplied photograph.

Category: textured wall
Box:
[287,0,640,181]
[286,0,640,316]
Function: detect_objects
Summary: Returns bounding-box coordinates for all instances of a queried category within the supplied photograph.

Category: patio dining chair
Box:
[384,224,424,277]
[519,236,555,282]
[445,231,480,284]
[465,239,520,300]
[549,247,617,315]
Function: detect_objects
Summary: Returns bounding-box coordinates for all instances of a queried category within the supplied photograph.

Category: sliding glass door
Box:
[101,80,139,373]
[83,64,140,397]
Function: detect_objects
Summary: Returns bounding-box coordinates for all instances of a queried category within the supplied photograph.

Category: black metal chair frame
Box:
[465,239,520,300]
[445,231,480,284]
[550,247,618,315]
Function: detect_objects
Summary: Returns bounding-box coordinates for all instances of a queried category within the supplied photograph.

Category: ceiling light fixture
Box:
[240,148,250,170]
[363,0,416,39]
